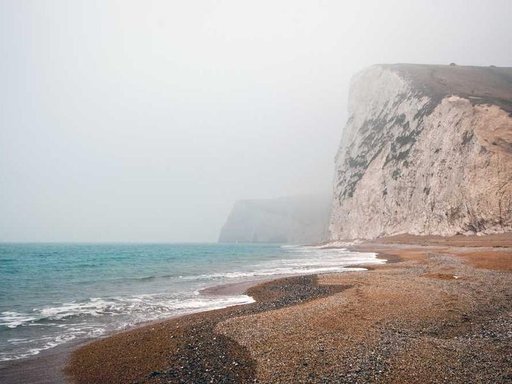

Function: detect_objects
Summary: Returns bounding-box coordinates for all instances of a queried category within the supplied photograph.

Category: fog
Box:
[1,0,511,242]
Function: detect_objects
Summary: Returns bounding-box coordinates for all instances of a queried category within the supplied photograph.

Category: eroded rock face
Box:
[329,64,512,240]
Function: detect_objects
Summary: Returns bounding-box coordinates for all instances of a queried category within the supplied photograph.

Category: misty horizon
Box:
[1,0,511,242]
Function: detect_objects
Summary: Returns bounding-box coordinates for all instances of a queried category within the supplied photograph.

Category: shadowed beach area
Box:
[2,235,511,383]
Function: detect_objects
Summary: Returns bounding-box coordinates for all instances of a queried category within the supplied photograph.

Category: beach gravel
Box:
[67,235,512,383]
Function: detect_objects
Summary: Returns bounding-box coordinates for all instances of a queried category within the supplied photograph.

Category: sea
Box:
[0,243,382,365]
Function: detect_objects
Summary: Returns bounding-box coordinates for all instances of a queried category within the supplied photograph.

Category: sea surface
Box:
[0,243,382,364]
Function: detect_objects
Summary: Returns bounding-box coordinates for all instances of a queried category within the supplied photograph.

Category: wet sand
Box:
[0,340,73,384]
[2,234,512,383]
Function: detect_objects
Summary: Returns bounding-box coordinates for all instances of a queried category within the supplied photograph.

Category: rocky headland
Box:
[6,64,511,384]
[219,195,331,244]
[330,64,512,239]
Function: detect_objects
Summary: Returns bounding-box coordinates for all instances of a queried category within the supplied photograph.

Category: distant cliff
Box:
[330,64,512,240]
[219,195,331,244]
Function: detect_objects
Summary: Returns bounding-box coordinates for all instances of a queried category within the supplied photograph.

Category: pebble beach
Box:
[1,235,511,383]
[64,234,512,383]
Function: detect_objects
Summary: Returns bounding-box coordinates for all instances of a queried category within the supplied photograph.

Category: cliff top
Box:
[380,63,512,113]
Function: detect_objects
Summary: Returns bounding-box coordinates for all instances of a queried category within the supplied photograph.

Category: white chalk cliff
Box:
[329,64,512,240]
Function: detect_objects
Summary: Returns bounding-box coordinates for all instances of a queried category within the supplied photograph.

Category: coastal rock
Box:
[329,64,512,240]
[219,195,331,244]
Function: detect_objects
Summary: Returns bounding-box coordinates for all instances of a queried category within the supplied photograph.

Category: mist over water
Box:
[1,1,510,378]
[1,0,511,242]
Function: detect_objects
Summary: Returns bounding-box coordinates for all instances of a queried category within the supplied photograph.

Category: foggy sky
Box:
[1,0,511,242]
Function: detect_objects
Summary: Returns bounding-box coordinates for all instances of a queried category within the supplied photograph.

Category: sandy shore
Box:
[2,234,511,383]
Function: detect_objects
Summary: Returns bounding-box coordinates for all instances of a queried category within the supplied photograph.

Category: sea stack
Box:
[329,64,512,240]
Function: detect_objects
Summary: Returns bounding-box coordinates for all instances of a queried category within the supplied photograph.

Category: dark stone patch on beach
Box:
[66,275,348,384]
[152,332,254,384]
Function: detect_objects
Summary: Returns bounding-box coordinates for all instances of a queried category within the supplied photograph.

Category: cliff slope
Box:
[330,64,512,240]
[219,195,331,244]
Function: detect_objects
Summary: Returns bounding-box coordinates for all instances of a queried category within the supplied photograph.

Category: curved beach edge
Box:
[2,234,511,383]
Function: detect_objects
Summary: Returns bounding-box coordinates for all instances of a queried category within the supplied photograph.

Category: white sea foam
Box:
[179,248,381,282]
[0,244,382,363]
[0,333,80,362]
[183,266,368,281]
[0,293,254,362]
[1,294,254,330]
[0,312,39,329]
[300,240,363,249]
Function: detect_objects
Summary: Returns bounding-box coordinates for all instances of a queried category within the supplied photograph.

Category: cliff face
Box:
[219,195,331,244]
[330,64,512,240]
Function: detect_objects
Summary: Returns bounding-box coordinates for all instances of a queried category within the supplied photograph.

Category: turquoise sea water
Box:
[0,243,382,364]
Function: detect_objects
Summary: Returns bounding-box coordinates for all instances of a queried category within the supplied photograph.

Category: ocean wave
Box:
[180,266,368,281]
[0,244,383,363]
[0,294,254,330]
[0,312,39,329]
[179,250,382,282]
[0,293,254,362]
[0,332,82,362]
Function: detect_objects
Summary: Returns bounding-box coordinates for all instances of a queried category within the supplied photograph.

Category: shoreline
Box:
[0,275,280,384]
[2,234,511,383]
[66,274,349,383]
[0,249,381,384]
